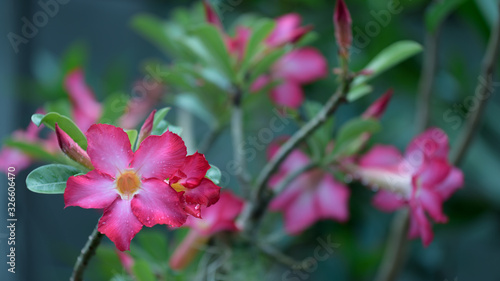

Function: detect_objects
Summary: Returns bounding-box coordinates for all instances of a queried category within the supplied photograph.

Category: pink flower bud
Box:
[203,0,223,30]
[362,89,393,119]
[55,124,93,170]
[333,0,352,59]
[137,110,156,145]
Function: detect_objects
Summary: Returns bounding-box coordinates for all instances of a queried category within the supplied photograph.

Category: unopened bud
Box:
[55,124,93,170]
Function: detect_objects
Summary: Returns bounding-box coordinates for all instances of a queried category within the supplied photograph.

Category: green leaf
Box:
[99,93,129,125]
[26,164,82,194]
[304,101,335,155]
[4,139,60,162]
[425,0,469,32]
[347,84,374,102]
[132,259,156,281]
[32,112,88,150]
[186,24,235,82]
[352,41,422,87]
[131,14,174,56]
[153,107,171,129]
[240,19,276,74]
[125,130,138,149]
[331,118,381,158]
[247,48,287,86]
[61,41,88,74]
[205,165,222,185]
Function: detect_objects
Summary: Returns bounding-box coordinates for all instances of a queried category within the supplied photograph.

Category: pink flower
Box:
[64,124,188,251]
[349,128,464,246]
[266,13,312,47]
[169,191,244,270]
[252,48,328,108]
[268,142,350,234]
[169,152,222,218]
[64,69,102,131]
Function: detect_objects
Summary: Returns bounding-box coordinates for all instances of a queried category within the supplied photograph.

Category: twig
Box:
[231,87,252,197]
[70,222,104,281]
[415,28,441,132]
[451,3,500,165]
[375,26,442,281]
[240,75,352,234]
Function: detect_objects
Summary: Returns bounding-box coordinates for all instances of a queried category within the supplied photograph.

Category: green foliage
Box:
[206,165,222,185]
[125,129,138,149]
[132,260,157,281]
[4,139,60,162]
[425,0,470,32]
[99,93,129,125]
[26,164,82,194]
[329,118,381,159]
[32,112,88,150]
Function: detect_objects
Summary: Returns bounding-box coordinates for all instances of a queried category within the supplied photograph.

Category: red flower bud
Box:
[137,110,156,145]
[362,89,393,119]
[55,124,93,170]
[333,0,352,59]
[203,0,223,30]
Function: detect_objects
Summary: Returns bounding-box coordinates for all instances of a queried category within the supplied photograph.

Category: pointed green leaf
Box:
[241,19,276,74]
[32,112,88,150]
[125,130,138,149]
[352,41,423,87]
[26,164,82,194]
[331,118,381,158]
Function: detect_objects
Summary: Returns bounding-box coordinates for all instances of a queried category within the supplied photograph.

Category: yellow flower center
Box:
[171,182,186,192]
[116,170,141,200]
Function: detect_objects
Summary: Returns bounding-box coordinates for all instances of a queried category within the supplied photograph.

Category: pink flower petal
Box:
[372,190,406,212]
[250,75,272,93]
[283,190,317,234]
[175,153,211,185]
[137,110,156,145]
[0,147,31,172]
[64,170,119,209]
[64,69,102,131]
[273,48,328,84]
[269,174,307,210]
[359,145,403,168]
[86,124,133,176]
[270,80,304,109]
[405,128,449,160]
[183,178,221,207]
[419,189,448,223]
[410,206,434,247]
[98,198,143,251]
[315,174,350,221]
[414,159,451,188]
[131,178,187,227]
[131,131,187,179]
[434,168,463,200]
[266,13,302,47]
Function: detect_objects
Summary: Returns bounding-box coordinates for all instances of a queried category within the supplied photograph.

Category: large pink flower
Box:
[169,191,244,270]
[349,128,464,246]
[268,142,350,234]
[65,124,188,251]
[169,152,222,218]
[252,48,328,108]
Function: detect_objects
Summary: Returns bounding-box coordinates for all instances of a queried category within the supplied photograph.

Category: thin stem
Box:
[452,3,500,165]
[70,222,104,281]
[231,88,251,197]
[415,28,441,132]
[240,75,352,234]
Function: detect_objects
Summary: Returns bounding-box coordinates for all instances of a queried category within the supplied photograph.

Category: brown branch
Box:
[70,222,103,281]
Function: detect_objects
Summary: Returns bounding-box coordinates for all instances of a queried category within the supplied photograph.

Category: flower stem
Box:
[452,3,500,166]
[240,75,352,234]
[70,222,103,281]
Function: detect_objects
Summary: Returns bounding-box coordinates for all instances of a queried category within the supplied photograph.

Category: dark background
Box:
[1,0,499,280]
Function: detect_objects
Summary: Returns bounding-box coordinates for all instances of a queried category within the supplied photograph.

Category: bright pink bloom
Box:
[169,191,244,270]
[350,128,464,246]
[268,142,350,234]
[64,69,102,131]
[169,152,222,218]
[252,48,328,108]
[266,13,312,47]
[333,0,352,58]
[65,124,188,251]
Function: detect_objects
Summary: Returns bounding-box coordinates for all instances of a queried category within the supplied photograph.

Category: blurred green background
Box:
[0,0,499,280]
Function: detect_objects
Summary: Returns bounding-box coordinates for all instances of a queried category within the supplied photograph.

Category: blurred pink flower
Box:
[268,141,350,234]
[169,191,244,270]
[266,13,312,47]
[349,128,464,246]
[65,124,188,251]
[252,48,328,108]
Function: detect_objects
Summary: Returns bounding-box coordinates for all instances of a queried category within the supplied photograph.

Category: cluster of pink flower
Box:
[204,0,328,109]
